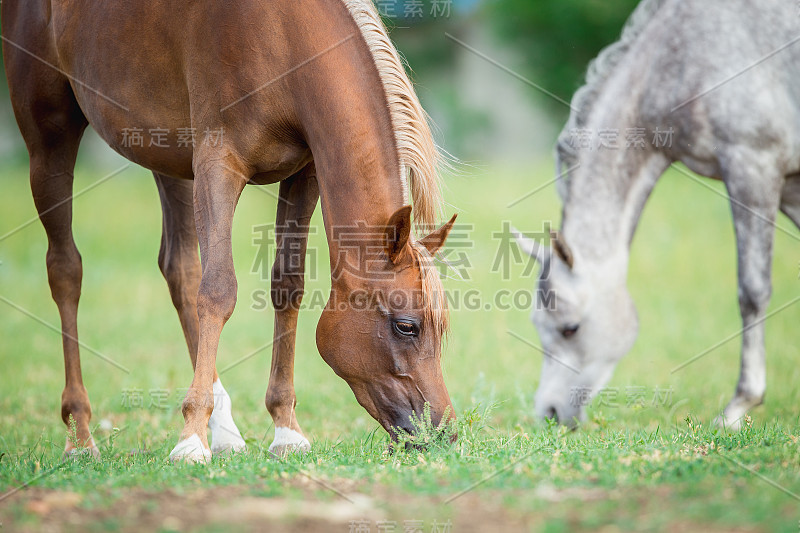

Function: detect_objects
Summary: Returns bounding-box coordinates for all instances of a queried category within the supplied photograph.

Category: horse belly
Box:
[51,0,195,179]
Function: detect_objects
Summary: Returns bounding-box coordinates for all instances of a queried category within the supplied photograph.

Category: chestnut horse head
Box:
[317,206,457,437]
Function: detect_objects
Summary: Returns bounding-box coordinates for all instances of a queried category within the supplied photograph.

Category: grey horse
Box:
[514,0,800,429]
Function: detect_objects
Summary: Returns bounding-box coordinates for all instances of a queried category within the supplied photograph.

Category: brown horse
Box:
[3,0,457,462]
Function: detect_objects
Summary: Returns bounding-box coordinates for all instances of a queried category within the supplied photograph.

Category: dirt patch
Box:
[0,481,769,532]
[0,482,541,533]
[3,486,375,533]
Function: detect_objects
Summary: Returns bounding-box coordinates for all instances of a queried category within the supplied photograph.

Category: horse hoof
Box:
[210,426,247,456]
[715,398,758,431]
[268,427,311,458]
[268,442,311,459]
[713,413,742,431]
[169,434,212,464]
[63,446,100,460]
[64,437,100,459]
[211,440,247,456]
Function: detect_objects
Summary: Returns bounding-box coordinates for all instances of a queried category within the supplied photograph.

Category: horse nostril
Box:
[544,406,559,423]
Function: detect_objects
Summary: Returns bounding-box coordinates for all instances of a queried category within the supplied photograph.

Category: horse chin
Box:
[384,419,456,452]
[562,409,585,429]
[535,395,586,428]
[544,408,584,429]
[376,402,456,449]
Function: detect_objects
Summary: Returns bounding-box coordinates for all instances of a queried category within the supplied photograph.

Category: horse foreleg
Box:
[155,173,245,455]
[168,156,247,463]
[265,166,319,457]
[716,154,783,430]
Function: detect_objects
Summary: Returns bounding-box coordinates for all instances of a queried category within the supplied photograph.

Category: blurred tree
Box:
[382,5,491,157]
[486,0,640,121]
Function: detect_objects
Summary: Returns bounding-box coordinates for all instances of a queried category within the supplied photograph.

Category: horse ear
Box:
[419,213,457,256]
[384,205,413,263]
[511,225,546,263]
[550,230,574,269]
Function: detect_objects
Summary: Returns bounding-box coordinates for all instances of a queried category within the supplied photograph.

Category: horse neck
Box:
[559,7,677,272]
[561,127,670,271]
[292,17,407,280]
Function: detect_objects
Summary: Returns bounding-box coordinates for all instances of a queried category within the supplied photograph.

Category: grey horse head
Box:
[512,226,639,426]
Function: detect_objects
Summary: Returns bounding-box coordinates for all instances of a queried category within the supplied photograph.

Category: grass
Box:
[0,151,799,532]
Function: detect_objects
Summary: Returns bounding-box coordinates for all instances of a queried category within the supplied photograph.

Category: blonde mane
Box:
[410,243,449,339]
[342,0,448,339]
[342,0,443,231]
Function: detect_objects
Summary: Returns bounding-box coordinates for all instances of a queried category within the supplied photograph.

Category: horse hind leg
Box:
[154,172,245,455]
[22,94,95,456]
[715,152,783,430]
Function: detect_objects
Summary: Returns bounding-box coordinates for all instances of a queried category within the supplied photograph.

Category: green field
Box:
[1,155,799,532]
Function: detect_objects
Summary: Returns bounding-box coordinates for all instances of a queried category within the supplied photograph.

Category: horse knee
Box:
[46,245,82,304]
[737,277,771,317]
[197,272,237,322]
[270,262,304,311]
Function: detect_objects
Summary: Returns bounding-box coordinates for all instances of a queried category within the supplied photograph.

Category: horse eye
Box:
[561,324,580,338]
[393,320,419,337]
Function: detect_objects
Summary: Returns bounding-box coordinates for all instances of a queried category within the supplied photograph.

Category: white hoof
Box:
[268,427,311,457]
[208,379,247,455]
[169,434,211,464]
[716,395,760,431]
[211,434,247,456]
[64,437,100,459]
[714,411,746,431]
